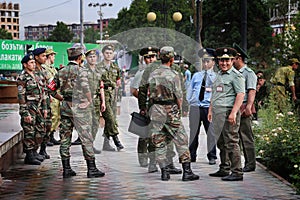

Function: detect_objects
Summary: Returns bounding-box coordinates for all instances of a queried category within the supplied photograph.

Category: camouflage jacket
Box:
[17,70,46,117]
[271,65,295,87]
[98,61,120,93]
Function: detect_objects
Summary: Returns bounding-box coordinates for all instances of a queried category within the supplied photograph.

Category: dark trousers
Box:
[189,106,217,160]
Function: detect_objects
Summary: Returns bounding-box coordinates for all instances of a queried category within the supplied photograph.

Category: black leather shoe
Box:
[243,166,255,172]
[222,173,243,181]
[191,158,196,162]
[209,170,229,177]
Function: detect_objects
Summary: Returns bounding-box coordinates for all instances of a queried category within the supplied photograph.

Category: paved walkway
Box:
[0,96,299,199]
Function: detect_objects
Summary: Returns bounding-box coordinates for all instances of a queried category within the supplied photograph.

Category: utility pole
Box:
[241,0,247,52]
[80,0,84,47]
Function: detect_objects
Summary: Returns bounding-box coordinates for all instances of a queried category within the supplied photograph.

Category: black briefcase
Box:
[128,112,151,138]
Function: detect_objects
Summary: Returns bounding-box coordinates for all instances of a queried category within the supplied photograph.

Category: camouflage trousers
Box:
[21,105,45,151]
[43,97,52,143]
[50,97,60,132]
[270,85,287,112]
[73,105,96,160]
[149,104,191,167]
[102,91,119,137]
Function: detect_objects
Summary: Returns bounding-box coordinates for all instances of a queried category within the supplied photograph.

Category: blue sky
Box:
[12,0,132,39]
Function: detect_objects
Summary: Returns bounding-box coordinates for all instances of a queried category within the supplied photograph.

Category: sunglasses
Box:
[144,55,156,59]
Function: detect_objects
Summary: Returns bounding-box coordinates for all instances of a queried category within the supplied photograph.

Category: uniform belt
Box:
[274,82,285,86]
[63,97,72,102]
[152,100,175,105]
[104,86,113,90]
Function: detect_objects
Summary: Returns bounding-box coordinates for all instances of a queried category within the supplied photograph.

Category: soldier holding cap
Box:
[99,44,125,151]
[208,47,245,181]
[146,46,199,181]
[233,43,257,173]
[187,48,217,165]
[130,46,159,169]
[17,53,47,165]
[270,57,299,111]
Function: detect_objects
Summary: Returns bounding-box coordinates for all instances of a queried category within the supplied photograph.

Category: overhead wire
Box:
[20,0,74,16]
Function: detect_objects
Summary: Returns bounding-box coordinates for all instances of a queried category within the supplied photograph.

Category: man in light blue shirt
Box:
[187,48,217,164]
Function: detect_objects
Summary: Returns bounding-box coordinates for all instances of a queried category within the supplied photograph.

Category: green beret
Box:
[215,47,237,59]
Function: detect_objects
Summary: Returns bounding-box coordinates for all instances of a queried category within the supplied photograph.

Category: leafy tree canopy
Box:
[0,28,12,39]
[47,21,74,42]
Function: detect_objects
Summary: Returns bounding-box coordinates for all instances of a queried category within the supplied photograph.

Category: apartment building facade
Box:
[24,18,110,41]
[0,1,19,39]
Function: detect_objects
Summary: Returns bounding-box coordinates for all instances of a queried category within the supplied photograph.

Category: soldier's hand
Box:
[43,110,47,118]
[24,115,32,124]
[140,109,147,116]
[101,102,106,112]
[78,101,90,109]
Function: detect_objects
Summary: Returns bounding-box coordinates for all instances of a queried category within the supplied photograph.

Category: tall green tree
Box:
[0,28,12,39]
[84,27,99,43]
[109,0,194,38]
[201,0,273,68]
[47,21,74,42]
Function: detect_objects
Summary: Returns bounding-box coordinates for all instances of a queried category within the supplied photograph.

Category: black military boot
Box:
[39,143,50,159]
[112,135,124,151]
[72,137,82,145]
[33,149,45,162]
[49,131,60,145]
[86,159,105,178]
[102,136,116,151]
[166,162,182,174]
[62,159,77,178]
[182,162,199,181]
[160,166,170,181]
[24,150,41,165]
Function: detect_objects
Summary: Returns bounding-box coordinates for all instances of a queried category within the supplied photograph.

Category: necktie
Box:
[199,71,207,101]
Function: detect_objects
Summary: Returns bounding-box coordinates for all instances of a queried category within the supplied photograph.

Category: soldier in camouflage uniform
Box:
[58,47,105,178]
[99,44,124,151]
[138,50,183,174]
[17,53,47,165]
[43,48,61,146]
[146,46,199,181]
[270,58,299,112]
[32,48,51,161]
[83,49,106,154]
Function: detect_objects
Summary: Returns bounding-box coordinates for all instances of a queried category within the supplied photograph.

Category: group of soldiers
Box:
[17,41,299,182]
[17,44,124,178]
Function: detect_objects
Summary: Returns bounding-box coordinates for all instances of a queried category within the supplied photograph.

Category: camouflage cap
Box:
[67,47,83,57]
[102,44,114,53]
[21,52,35,64]
[140,46,159,57]
[45,48,57,56]
[159,46,175,59]
[85,49,98,57]
[32,48,46,56]
[215,47,237,59]
[289,58,300,64]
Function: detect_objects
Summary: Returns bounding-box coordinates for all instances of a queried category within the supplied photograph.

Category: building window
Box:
[7,18,11,22]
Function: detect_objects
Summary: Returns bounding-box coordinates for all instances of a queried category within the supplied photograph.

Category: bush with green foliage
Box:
[254,93,300,193]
